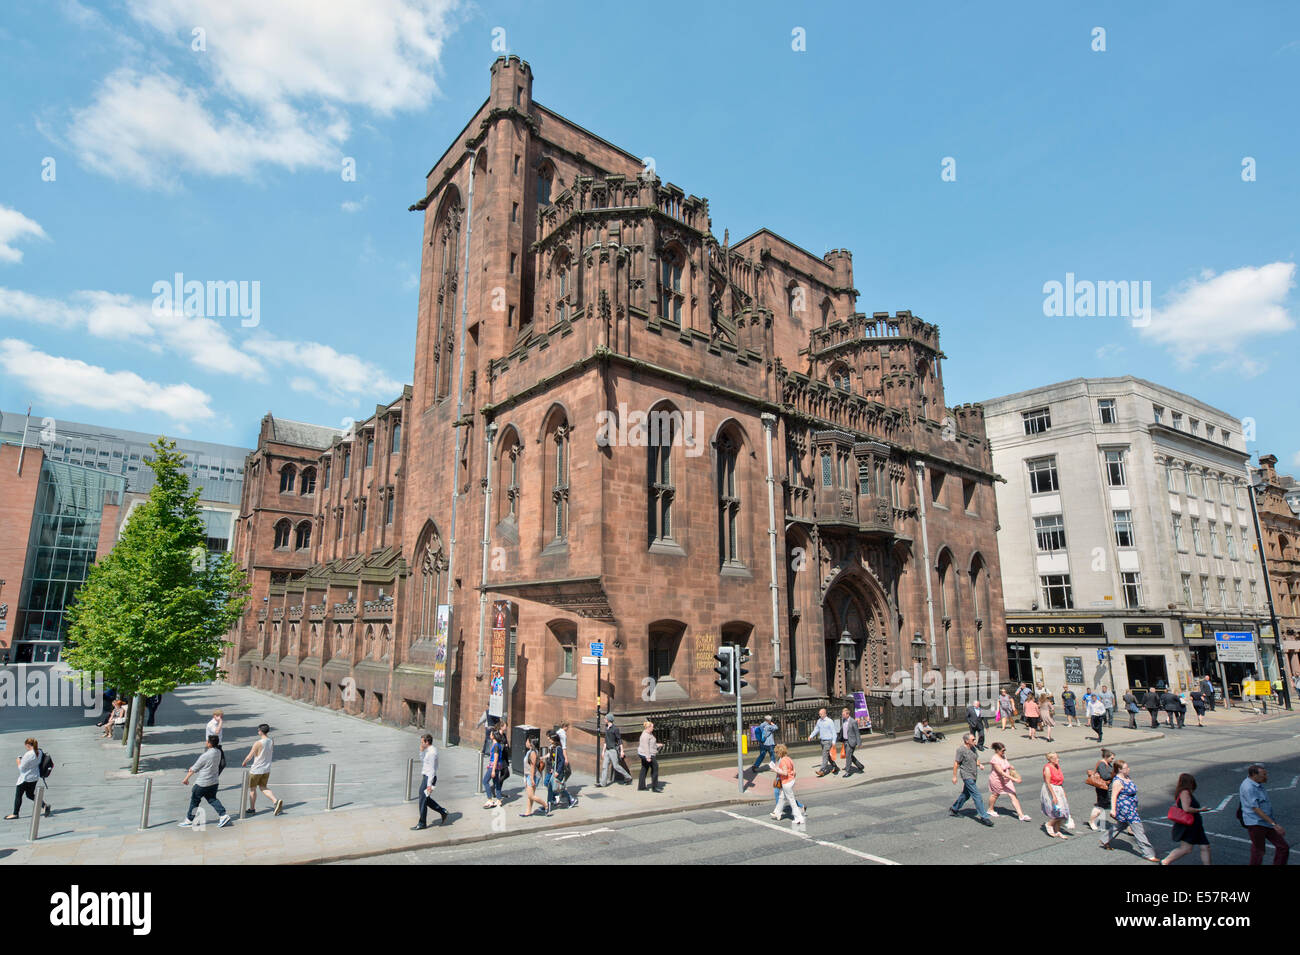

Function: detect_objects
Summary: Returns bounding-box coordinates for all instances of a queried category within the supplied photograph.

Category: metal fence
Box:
[637,694,926,758]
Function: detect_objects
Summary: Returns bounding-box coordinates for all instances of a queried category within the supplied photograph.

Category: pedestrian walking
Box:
[809,707,841,775]
[1016,683,1033,726]
[1201,676,1217,712]
[544,729,576,810]
[1240,764,1289,865]
[556,720,569,753]
[1081,687,1096,720]
[205,709,225,744]
[1161,773,1210,865]
[482,729,506,808]
[240,723,283,816]
[1099,686,1115,727]
[1058,686,1077,727]
[1189,687,1207,726]
[1122,689,1140,729]
[6,738,52,820]
[1086,748,1116,830]
[840,708,864,776]
[411,733,448,830]
[1142,687,1162,727]
[1098,759,1158,861]
[1175,692,1187,729]
[965,699,987,749]
[180,735,230,828]
[1160,688,1179,728]
[1022,694,1040,741]
[1040,752,1072,839]
[1039,694,1056,742]
[599,716,632,786]
[144,694,163,727]
[770,744,805,825]
[637,720,662,792]
[750,715,777,774]
[520,736,549,816]
[949,733,995,827]
[996,689,1014,731]
[1087,695,1107,742]
[987,742,1032,821]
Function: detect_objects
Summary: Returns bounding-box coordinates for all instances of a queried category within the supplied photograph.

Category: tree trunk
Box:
[127,694,145,772]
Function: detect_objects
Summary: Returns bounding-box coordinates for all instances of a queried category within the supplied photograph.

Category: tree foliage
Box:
[64,438,249,697]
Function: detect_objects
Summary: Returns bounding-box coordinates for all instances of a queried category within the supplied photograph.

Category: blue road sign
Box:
[590,642,604,658]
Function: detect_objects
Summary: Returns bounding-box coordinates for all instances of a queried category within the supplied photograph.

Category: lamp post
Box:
[838,630,857,703]
[911,630,928,716]
[1249,471,1291,710]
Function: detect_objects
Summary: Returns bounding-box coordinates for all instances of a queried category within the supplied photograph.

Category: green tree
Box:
[64,439,248,751]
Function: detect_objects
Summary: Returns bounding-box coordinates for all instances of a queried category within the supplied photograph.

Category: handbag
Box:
[1008,769,1023,784]
[1085,767,1109,790]
[1167,803,1196,826]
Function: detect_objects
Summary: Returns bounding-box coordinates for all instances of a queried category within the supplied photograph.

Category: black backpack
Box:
[217,746,226,773]
[37,749,54,779]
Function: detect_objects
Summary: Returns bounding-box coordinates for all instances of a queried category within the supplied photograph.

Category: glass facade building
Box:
[14,459,125,661]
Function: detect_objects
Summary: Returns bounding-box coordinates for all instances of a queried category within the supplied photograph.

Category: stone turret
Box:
[489,55,533,112]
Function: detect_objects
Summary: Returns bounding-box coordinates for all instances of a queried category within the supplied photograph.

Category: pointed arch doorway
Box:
[822,575,889,696]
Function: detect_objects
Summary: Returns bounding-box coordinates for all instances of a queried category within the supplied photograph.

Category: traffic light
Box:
[713,646,734,695]
[736,645,750,691]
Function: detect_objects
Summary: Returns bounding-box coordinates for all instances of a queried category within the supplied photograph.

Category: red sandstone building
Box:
[1253,454,1300,678]
[226,58,1008,752]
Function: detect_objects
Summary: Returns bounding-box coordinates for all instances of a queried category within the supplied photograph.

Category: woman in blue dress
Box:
[1099,759,1159,861]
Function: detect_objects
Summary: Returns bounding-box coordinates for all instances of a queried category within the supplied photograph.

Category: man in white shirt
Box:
[240,723,283,816]
[205,709,224,744]
[412,733,448,830]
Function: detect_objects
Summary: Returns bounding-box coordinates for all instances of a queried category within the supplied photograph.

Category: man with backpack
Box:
[180,734,231,828]
[6,738,53,820]
[749,715,778,774]
[545,728,577,809]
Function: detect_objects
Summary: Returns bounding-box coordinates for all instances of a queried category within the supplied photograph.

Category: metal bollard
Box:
[325,763,336,811]
[405,757,416,800]
[139,777,153,830]
[28,787,44,842]
[239,769,250,820]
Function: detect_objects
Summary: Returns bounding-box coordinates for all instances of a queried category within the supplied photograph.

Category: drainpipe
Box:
[444,147,478,742]
[476,421,497,679]
[914,461,939,674]
[761,413,783,685]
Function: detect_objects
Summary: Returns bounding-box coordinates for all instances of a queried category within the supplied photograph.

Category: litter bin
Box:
[511,724,539,775]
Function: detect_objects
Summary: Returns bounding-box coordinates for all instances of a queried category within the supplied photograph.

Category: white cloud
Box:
[1094,343,1124,360]
[341,199,365,213]
[0,206,49,264]
[1140,262,1296,371]
[0,286,263,377]
[0,338,215,422]
[244,337,403,400]
[68,70,344,189]
[68,0,460,186]
[1292,450,1300,469]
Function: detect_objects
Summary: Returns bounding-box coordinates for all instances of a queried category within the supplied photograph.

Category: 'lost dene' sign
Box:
[1007,622,1106,639]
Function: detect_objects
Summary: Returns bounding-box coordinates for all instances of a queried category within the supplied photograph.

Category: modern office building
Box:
[983,377,1274,699]
[0,411,250,662]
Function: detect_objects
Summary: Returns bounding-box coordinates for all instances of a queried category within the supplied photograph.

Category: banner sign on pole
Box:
[432,604,450,705]
[489,600,509,718]
[1214,631,1256,663]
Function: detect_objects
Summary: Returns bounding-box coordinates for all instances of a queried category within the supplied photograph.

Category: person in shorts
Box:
[1060,686,1078,727]
[241,723,283,816]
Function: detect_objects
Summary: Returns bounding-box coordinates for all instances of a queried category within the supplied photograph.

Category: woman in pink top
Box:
[1040,752,1072,840]
[987,742,1032,821]
[1022,695,1041,741]
[768,743,805,826]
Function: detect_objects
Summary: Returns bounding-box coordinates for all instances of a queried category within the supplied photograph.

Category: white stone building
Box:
[982,377,1276,700]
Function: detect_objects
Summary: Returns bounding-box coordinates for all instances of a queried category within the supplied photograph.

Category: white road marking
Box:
[554,827,615,841]
[1144,818,1252,845]
[1212,793,1235,811]
[714,809,900,865]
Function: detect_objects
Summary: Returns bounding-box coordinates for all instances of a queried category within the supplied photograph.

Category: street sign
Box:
[1214,631,1256,663]
[1243,680,1271,697]
[581,656,606,666]
[1097,647,1113,661]
[590,642,604,658]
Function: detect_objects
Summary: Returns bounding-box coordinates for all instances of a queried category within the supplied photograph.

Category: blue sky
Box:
[0,0,1296,468]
